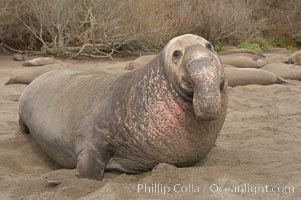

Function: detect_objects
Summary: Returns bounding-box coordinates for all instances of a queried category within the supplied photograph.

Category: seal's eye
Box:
[172,50,182,60]
[205,43,213,51]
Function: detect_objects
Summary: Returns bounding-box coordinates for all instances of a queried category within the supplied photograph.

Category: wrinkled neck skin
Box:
[112,55,196,135]
[97,55,227,168]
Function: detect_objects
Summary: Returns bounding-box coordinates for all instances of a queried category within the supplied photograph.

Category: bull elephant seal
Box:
[19,34,227,180]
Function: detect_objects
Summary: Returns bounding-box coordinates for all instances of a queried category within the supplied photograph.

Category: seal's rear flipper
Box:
[47,179,63,186]
[45,169,77,186]
[276,77,297,85]
[19,117,30,134]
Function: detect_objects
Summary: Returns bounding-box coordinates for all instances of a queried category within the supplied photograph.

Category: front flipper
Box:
[76,146,111,180]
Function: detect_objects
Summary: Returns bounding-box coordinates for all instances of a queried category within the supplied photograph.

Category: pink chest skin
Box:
[110,65,226,165]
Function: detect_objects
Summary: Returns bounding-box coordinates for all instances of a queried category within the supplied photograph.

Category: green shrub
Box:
[213,42,223,52]
[250,37,282,50]
[41,43,65,56]
[237,42,262,52]
[266,37,281,47]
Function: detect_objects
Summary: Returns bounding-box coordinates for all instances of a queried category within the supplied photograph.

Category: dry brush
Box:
[0,0,300,57]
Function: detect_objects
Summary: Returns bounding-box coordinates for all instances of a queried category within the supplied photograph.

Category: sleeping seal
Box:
[23,57,58,67]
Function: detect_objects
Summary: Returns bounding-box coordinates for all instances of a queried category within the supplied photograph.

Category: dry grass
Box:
[0,0,300,57]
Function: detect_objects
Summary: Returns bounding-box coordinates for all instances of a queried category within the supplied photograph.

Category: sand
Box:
[0,55,301,200]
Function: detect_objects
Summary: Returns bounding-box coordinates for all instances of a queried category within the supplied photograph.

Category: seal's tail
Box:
[4,79,13,85]
[19,117,30,134]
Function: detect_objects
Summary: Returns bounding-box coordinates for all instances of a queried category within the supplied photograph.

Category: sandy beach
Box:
[0,55,300,200]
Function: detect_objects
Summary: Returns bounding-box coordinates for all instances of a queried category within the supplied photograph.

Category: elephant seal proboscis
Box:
[19,34,228,181]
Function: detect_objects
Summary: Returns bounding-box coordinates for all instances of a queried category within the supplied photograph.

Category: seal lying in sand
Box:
[5,68,53,85]
[262,63,301,80]
[218,48,266,61]
[13,53,26,61]
[225,68,288,87]
[19,34,227,180]
[288,50,301,65]
[218,48,265,56]
[218,55,265,68]
[23,57,58,67]
[125,55,156,70]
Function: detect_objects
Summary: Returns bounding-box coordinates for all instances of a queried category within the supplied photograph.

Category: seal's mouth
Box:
[179,89,193,102]
[179,77,194,102]
[174,77,194,103]
[173,84,193,102]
